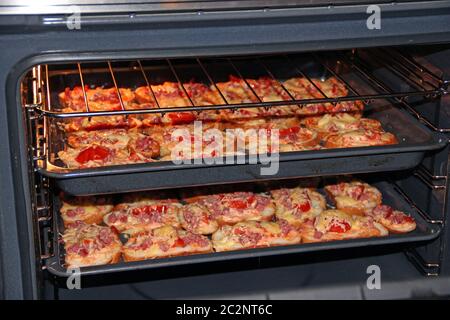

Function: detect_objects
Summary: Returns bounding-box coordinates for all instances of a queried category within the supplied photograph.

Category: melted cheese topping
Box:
[334,195,361,207]
[260,221,281,235]
[153,225,178,239]
[60,198,113,219]
[326,180,382,210]
[68,129,131,149]
[151,82,191,108]
[283,78,317,98]
[316,113,359,130]
[330,130,397,147]
[314,210,353,233]
[104,203,181,231]
[272,187,325,223]
[62,223,119,251]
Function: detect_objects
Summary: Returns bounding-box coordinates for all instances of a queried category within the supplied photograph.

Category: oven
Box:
[1,0,450,300]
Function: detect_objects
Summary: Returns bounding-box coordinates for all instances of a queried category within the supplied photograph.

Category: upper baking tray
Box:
[36,50,448,195]
[39,100,447,195]
[44,180,442,277]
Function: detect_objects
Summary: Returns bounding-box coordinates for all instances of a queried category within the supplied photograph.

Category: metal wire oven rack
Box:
[36,49,447,119]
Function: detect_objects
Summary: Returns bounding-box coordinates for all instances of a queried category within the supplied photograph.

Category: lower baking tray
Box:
[39,100,447,196]
[45,180,441,277]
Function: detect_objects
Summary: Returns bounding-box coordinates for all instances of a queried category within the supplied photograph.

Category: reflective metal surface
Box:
[0,0,418,15]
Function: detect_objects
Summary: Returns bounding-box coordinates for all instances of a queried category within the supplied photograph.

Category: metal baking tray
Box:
[37,52,448,195]
[45,180,441,277]
[39,99,447,195]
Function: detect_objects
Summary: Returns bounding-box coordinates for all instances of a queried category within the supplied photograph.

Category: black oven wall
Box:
[1,2,450,299]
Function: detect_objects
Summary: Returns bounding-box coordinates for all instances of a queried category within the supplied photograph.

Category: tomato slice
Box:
[233,228,246,236]
[173,238,185,247]
[201,213,209,223]
[329,220,351,233]
[229,75,242,82]
[153,205,168,213]
[229,200,248,209]
[78,247,89,257]
[229,195,255,209]
[402,215,415,223]
[168,112,196,125]
[384,207,393,219]
[297,202,311,212]
[279,126,300,138]
[331,84,338,95]
[110,226,120,235]
[75,145,110,164]
[85,122,128,131]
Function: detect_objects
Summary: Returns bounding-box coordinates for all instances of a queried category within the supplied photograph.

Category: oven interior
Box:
[20,45,450,299]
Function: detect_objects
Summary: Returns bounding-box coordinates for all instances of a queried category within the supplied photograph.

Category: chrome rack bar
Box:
[362,50,437,93]
[380,48,443,90]
[341,53,450,133]
[166,59,196,108]
[284,55,329,100]
[39,53,443,119]
[344,54,391,95]
[77,63,90,113]
[372,49,439,91]
[394,181,443,276]
[311,53,361,98]
[25,66,55,266]
[137,60,160,109]
[392,183,444,225]
[107,61,126,111]
[255,57,297,102]
[45,65,51,113]
[227,58,263,103]
[36,89,441,119]
[195,58,229,105]
[418,163,449,181]
[390,48,444,84]
[382,51,450,131]
[405,249,440,276]
[414,168,447,190]
[32,65,43,105]
[36,65,51,168]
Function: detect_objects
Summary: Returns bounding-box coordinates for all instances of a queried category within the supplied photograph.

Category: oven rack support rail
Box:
[396,129,449,276]
[336,45,450,276]
[25,67,56,270]
[34,49,448,119]
[393,179,446,276]
[393,50,450,274]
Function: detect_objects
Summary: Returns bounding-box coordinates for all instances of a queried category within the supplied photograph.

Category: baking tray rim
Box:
[39,135,448,179]
[46,227,441,278]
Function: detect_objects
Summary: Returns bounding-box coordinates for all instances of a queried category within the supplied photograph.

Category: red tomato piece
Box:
[75,145,110,164]
[297,202,311,212]
[329,220,351,233]
[173,238,185,247]
[168,112,196,125]
[279,126,300,138]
